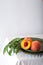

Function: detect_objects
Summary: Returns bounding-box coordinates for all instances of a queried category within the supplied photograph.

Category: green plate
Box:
[21,37,43,54]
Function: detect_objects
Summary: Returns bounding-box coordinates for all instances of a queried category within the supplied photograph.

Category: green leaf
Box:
[8,38,21,48]
[3,45,8,54]
[14,45,20,54]
[3,38,23,55]
[9,38,23,48]
[9,38,21,43]
[9,38,23,45]
[8,49,12,56]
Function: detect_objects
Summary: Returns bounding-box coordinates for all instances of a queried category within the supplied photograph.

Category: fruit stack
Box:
[20,37,41,51]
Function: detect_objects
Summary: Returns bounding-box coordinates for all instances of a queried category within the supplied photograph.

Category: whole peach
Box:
[31,41,41,51]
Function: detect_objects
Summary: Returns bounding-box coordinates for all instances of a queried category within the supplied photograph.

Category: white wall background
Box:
[0,0,43,41]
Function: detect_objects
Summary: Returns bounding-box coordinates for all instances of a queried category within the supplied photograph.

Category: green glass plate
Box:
[21,37,43,54]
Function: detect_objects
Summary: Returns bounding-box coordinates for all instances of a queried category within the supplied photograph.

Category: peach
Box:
[20,37,32,50]
[31,41,41,51]
[24,37,32,44]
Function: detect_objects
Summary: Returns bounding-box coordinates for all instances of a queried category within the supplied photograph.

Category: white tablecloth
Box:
[16,35,43,65]
[16,51,43,65]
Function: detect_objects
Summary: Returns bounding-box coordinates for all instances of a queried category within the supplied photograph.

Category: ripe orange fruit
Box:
[24,37,32,43]
[20,37,32,50]
[31,41,41,51]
